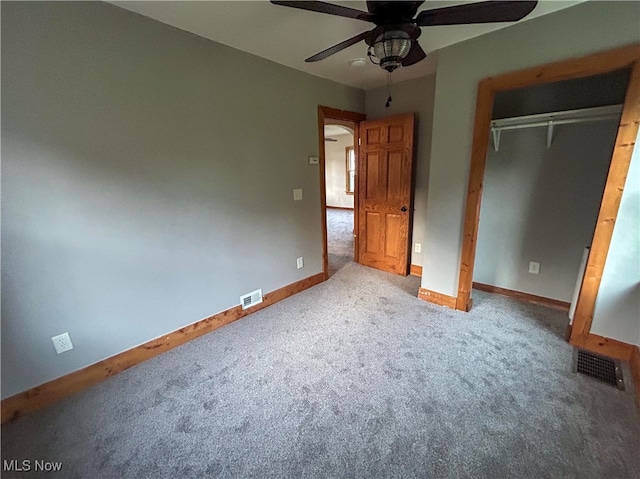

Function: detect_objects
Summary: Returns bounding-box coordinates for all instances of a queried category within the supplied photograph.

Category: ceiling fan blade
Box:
[402,42,427,67]
[270,1,374,22]
[305,30,373,62]
[416,1,537,26]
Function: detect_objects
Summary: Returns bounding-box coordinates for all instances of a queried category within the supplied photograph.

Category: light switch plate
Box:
[293,189,303,201]
[308,156,319,165]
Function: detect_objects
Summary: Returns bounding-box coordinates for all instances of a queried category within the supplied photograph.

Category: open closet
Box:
[471,69,630,314]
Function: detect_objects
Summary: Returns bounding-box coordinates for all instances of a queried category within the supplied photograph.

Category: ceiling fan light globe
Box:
[373,30,412,60]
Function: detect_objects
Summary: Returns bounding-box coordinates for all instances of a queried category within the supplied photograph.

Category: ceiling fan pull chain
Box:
[385,71,393,108]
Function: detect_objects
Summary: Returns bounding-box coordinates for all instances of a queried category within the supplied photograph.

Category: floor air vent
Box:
[573,348,624,390]
[240,289,263,310]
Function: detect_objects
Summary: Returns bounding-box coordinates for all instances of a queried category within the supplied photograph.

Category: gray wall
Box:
[591,129,640,346]
[422,1,640,297]
[325,134,355,208]
[474,120,618,301]
[365,75,437,267]
[1,2,364,398]
[492,69,630,119]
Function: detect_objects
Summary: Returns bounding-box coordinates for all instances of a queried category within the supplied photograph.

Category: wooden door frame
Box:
[456,44,640,350]
[318,106,367,279]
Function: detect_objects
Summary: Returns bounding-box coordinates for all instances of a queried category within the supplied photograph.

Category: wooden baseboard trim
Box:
[326,206,354,211]
[418,287,457,309]
[1,272,325,424]
[410,264,422,277]
[472,282,571,311]
[570,333,634,362]
[564,324,573,342]
[630,346,640,410]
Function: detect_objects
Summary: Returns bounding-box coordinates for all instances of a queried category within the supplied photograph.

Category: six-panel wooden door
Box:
[357,113,415,275]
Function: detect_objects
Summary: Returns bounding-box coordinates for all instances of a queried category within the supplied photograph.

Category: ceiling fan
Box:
[271,1,538,73]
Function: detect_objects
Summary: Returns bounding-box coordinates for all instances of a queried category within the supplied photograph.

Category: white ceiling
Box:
[324,124,353,136]
[112,0,585,90]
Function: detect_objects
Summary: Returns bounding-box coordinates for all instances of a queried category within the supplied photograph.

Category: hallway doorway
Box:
[323,123,355,276]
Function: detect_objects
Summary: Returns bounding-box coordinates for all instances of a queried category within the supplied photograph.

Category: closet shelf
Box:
[490,104,623,151]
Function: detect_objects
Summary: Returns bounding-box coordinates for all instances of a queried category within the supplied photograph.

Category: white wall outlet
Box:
[415,243,422,254]
[529,261,540,274]
[308,156,319,165]
[293,188,303,201]
[52,332,74,354]
[297,257,304,269]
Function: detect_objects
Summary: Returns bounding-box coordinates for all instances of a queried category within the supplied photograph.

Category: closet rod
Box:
[490,104,622,151]
[493,113,621,132]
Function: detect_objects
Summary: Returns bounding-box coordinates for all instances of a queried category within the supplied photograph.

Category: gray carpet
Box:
[2,261,640,478]
[327,208,354,276]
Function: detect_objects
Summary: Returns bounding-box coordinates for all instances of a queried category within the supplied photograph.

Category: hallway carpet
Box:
[327,207,354,276]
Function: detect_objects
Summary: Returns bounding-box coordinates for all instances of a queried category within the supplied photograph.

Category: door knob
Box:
[400,206,408,212]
